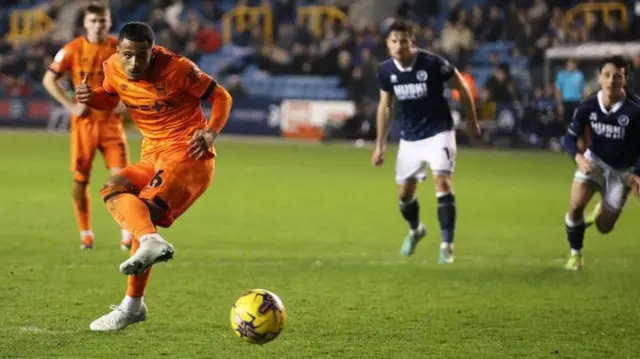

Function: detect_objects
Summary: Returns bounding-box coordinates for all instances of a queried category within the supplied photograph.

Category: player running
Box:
[75,22,233,330]
[43,3,131,250]
[562,55,640,270]
[372,20,480,263]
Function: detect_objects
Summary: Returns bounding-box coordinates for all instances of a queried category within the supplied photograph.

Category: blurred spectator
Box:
[226,74,249,98]
[441,20,475,66]
[555,59,585,126]
[524,85,564,148]
[0,0,634,146]
[483,66,518,104]
[478,6,503,42]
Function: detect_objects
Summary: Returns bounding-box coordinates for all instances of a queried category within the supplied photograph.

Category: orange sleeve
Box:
[86,61,120,111]
[207,85,233,134]
[48,43,75,77]
[175,58,232,133]
[175,57,217,99]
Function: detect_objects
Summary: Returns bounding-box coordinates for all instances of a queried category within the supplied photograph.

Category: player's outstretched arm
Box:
[450,69,480,138]
[76,74,120,111]
[372,89,393,166]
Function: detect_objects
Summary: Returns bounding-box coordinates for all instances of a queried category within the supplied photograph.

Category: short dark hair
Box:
[118,22,155,45]
[599,55,629,73]
[386,20,415,38]
[85,2,108,16]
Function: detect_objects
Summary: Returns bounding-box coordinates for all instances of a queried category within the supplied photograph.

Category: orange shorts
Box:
[118,145,215,228]
[71,116,129,182]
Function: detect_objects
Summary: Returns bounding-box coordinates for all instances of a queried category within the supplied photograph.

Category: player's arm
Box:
[180,60,233,158]
[42,46,86,116]
[77,64,121,111]
[204,84,233,134]
[375,89,394,151]
[562,105,587,160]
[42,71,75,110]
[76,84,120,111]
[449,68,480,137]
[181,61,233,134]
[562,104,594,173]
[373,65,394,166]
[79,81,121,111]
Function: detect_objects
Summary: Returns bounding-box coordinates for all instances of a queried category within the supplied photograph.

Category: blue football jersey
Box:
[566,91,640,171]
[377,49,455,141]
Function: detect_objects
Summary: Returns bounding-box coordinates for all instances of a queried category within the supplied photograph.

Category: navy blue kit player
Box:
[563,55,640,270]
[372,20,480,263]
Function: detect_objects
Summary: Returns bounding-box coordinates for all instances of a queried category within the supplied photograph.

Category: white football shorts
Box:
[574,149,633,212]
[395,130,456,185]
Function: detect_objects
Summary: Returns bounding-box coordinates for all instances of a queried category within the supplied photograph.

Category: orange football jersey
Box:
[101,46,216,148]
[49,35,119,121]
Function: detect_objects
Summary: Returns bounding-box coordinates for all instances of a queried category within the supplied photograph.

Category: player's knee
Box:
[595,209,619,234]
[72,179,89,201]
[595,220,615,234]
[397,180,417,202]
[100,175,136,203]
[73,171,90,185]
[433,174,452,193]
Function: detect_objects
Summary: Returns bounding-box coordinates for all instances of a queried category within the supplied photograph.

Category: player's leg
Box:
[395,140,427,256]
[99,119,133,250]
[106,154,214,327]
[592,172,630,234]
[70,120,98,249]
[564,173,600,270]
[90,160,169,332]
[425,130,457,264]
[99,162,174,274]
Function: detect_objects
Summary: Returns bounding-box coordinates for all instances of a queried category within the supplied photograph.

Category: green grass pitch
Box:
[1,131,639,358]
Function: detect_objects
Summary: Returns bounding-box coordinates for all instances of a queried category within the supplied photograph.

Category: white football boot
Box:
[119,234,175,276]
[89,303,147,331]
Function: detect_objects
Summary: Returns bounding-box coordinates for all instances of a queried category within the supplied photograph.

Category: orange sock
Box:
[126,237,151,297]
[102,192,156,239]
[73,182,91,232]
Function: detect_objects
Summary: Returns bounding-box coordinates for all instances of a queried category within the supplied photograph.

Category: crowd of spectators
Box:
[0,0,638,146]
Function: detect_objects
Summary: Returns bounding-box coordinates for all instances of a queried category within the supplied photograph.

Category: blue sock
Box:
[437,193,456,244]
[399,197,420,230]
[565,214,585,251]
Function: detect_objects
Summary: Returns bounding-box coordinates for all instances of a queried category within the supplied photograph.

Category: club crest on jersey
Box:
[390,74,398,83]
[416,70,428,82]
[618,115,630,127]
[589,112,597,121]
[188,66,202,84]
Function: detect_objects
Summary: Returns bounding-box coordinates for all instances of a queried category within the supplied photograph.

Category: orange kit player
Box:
[42,3,132,251]
[75,22,232,331]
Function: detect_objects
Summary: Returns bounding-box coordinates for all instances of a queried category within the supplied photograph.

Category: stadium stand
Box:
[1,0,639,147]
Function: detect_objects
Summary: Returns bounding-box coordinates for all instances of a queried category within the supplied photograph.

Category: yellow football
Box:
[230,289,287,345]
